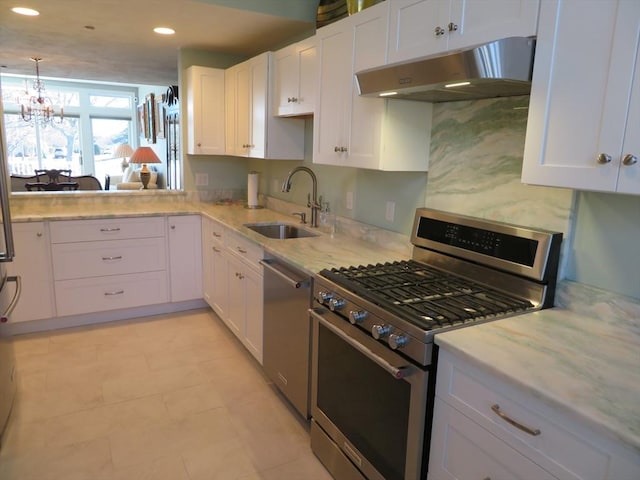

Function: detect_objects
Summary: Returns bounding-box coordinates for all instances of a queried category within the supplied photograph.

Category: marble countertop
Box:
[11,194,639,456]
[435,280,640,454]
[9,194,409,275]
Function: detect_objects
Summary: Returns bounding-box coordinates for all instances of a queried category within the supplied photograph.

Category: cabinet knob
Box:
[448,22,458,32]
[171,225,176,230]
[36,232,43,237]
[622,153,638,166]
[434,26,446,36]
[197,142,202,147]
[596,153,612,164]
[334,146,340,152]
[287,97,299,103]
[340,146,348,152]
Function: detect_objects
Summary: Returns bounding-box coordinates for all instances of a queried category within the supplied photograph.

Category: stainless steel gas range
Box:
[309,208,563,480]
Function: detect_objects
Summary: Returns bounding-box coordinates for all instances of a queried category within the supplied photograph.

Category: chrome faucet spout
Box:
[281,166,320,228]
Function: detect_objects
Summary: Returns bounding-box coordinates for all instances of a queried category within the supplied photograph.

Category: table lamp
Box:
[129,146,161,189]
[114,144,134,172]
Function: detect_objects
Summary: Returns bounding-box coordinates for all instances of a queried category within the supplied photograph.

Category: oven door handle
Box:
[310,309,410,380]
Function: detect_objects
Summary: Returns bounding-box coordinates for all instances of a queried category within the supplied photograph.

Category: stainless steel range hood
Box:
[355,37,536,103]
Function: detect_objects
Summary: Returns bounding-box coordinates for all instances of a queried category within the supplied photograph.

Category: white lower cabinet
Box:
[429,349,640,480]
[430,397,555,480]
[224,231,263,364]
[49,217,169,317]
[167,215,202,302]
[202,217,228,320]
[6,222,56,323]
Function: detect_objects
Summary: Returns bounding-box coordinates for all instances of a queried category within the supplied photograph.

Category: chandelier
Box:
[19,56,64,126]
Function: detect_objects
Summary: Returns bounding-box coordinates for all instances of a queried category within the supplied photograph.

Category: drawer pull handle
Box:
[212,247,221,253]
[100,227,121,232]
[104,290,124,296]
[213,232,222,238]
[236,247,247,254]
[491,404,541,436]
[101,256,123,261]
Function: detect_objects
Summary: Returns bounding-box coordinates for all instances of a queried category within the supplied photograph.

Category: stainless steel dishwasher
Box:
[260,257,313,419]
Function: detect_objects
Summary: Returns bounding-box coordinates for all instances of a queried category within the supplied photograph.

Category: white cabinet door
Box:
[273,37,317,117]
[226,253,244,339]
[314,21,352,166]
[185,66,225,155]
[210,237,228,321]
[167,215,202,302]
[226,53,305,160]
[388,0,450,63]
[448,0,539,51]
[616,43,640,195]
[315,2,431,171]
[522,0,640,194]
[201,217,213,307]
[388,0,539,64]
[6,222,56,323]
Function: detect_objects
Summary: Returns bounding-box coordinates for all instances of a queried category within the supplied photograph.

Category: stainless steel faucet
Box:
[282,166,321,228]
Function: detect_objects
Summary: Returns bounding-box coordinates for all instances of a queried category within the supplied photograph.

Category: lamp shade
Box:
[114,144,134,157]
[129,146,161,165]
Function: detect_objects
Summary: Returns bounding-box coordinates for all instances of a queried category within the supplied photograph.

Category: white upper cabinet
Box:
[185,66,225,155]
[225,52,305,160]
[522,0,640,195]
[273,36,318,117]
[388,0,540,64]
[314,1,432,171]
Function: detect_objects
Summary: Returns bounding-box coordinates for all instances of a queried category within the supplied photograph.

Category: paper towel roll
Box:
[247,172,259,207]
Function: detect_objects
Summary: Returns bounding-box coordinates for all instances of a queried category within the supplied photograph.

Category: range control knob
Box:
[372,324,391,339]
[389,333,409,350]
[349,310,368,324]
[317,291,333,304]
[329,298,345,311]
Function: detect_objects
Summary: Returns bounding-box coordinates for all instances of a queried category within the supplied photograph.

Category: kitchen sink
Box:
[244,222,320,239]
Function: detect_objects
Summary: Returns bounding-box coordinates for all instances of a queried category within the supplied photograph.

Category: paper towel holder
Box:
[245,171,264,209]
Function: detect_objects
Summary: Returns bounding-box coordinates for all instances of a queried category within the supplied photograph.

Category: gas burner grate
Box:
[321,260,533,330]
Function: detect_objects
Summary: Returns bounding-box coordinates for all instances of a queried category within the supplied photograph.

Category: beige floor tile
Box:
[227,389,310,471]
[182,436,259,480]
[161,382,226,420]
[260,452,335,480]
[0,436,113,480]
[101,363,208,403]
[41,394,170,448]
[111,455,190,480]
[0,311,332,480]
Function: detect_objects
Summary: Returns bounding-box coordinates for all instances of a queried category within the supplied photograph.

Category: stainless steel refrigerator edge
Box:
[0,91,21,446]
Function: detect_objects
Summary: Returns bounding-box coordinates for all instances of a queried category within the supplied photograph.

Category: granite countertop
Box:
[435,281,640,455]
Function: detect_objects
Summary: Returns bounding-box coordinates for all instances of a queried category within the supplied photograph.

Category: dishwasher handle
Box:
[260,259,310,289]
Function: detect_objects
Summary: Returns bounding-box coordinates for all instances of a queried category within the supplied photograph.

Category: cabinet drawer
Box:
[51,237,167,280]
[55,271,169,316]
[225,230,263,267]
[50,217,165,243]
[208,219,226,245]
[429,397,556,480]
[437,351,611,480]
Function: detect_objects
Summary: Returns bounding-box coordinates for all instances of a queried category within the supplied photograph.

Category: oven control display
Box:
[416,218,538,267]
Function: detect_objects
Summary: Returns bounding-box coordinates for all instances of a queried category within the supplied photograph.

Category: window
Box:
[1,75,138,183]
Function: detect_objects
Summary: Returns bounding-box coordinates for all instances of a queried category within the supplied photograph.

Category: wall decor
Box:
[145,93,156,143]
[155,94,165,139]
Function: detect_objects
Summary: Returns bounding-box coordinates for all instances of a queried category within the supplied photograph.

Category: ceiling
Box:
[0,0,320,86]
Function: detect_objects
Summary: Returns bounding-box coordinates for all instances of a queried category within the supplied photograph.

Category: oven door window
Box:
[317,323,410,480]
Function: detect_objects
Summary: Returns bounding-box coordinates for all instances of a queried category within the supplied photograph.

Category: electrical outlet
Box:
[195,173,209,186]
[346,191,354,210]
[385,201,395,222]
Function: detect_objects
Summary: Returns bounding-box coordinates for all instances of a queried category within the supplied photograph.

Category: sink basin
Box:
[244,223,320,239]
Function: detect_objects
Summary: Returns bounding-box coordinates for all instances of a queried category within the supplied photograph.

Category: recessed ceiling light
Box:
[12,7,40,16]
[153,27,175,35]
[379,91,398,97]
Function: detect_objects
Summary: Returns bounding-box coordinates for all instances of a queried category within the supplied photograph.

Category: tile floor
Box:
[0,309,334,480]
